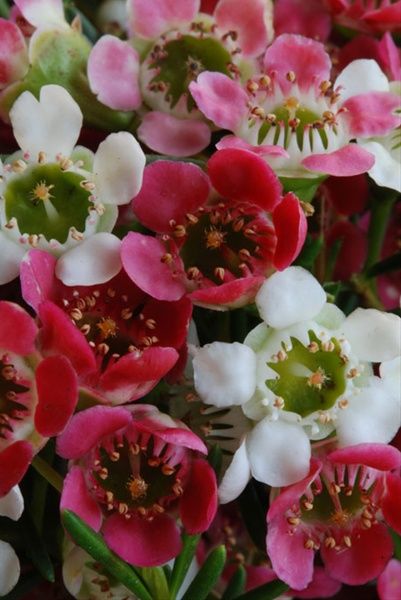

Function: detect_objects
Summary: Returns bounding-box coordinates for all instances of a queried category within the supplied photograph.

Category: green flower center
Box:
[4,163,91,243]
[266,332,346,418]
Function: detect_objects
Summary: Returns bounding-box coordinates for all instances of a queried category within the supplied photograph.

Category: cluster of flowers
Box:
[0,0,400,598]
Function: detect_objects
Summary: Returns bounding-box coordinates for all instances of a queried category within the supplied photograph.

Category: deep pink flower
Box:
[0,301,78,497]
[121,149,307,308]
[337,33,401,81]
[325,0,401,35]
[58,404,217,567]
[20,249,192,405]
[267,443,401,590]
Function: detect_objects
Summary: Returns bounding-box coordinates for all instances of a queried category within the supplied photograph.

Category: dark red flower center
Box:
[0,354,30,442]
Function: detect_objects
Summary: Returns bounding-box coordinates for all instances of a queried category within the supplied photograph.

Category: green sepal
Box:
[181,545,227,600]
[222,565,247,599]
[169,533,201,599]
[138,566,170,599]
[280,175,326,202]
[236,579,289,600]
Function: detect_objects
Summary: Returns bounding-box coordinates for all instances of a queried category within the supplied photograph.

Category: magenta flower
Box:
[20,249,192,405]
[121,148,307,309]
[266,443,401,590]
[190,33,401,178]
[0,301,78,497]
[58,404,218,566]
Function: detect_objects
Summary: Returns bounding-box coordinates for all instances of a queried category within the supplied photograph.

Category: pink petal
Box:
[88,36,141,111]
[132,161,210,233]
[0,441,33,497]
[274,0,331,42]
[216,135,290,158]
[382,474,401,535]
[378,32,401,81]
[189,276,265,309]
[38,301,97,377]
[60,466,102,531]
[132,412,207,453]
[364,2,401,29]
[321,523,393,585]
[322,174,369,216]
[267,521,315,590]
[127,0,200,38]
[293,567,342,598]
[103,512,182,567]
[343,92,401,137]
[121,233,187,301]
[0,18,28,90]
[273,192,307,270]
[137,112,211,157]
[328,443,401,471]
[189,72,248,131]
[207,148,282,211]
[0,301,38,355]
[302,144,375,176]
[35,355,78,437]
[377,559,401,600]
[98,346,179,403]
[180,459,217,534]
[263,34,331,94]
[56,406,131,459]
[214,0,272,58]
[20,250,57,311]
[144,296,192,348]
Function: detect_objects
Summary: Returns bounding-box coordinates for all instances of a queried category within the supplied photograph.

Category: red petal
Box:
[0,441,33,496]
[329,443,401,471]
[273,192,307,270]
[0,301,37,355]
[189,276,265,309]
[20,249,57,311]
[143,296,192,349]
[323,174,369,216]
[180,459,217,534]
[61,466,102,531]
[382,473,401,534]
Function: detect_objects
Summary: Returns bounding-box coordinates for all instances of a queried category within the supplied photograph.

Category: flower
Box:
[58,404,218,567]
[0,486,24,597]
[266,443,401,590]
[325,0,401,35]
[192,266,401,493]
[190,33,401,178]
[20,248,192,405]
[121,148,307,309]
[87,0,273,156]
[0,84,145,285]
[377,559,401,600]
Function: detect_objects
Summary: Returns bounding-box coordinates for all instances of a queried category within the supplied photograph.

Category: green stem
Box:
[351,275,385,310]
[31,455,64,493]
[364,191,398,272]
[0,0,9,18]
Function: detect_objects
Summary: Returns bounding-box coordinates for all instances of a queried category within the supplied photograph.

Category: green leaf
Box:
[235,579,289,600]
[138,566,169,599]
[181,545,227,600]
[222,565,246,599]
[61,510,152,600]
[169,533,201,599]
[21,510,54,582]
[279,176,326,203]
[366,252,401,278]
[207,444,223,480]
[238,482,267,551]
[390,529,401,562]
[295,235,323,270]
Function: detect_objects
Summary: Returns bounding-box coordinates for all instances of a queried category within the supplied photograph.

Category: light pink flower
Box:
[58,404,217,567]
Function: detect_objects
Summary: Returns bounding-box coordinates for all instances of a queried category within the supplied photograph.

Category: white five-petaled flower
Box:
[193,266,401,499]
[0,486,24,597]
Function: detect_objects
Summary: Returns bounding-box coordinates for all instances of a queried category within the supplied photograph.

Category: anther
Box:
[98,468,108,480]
[302,500,314,511]
[161,464,175,476]
[304,539,315,550]
[161,253,173,264]
[246,80,259,94]
[173,225,187,238]
[322,340,335,352]
[250,106,265,119]
[110,451,120,462]
[325,536,336,549]
[214,267,225,281]
[307,341,319,353]
[286,71,296,82]
[343,536,352,548]
[121,308,133,320]
[38,151,46,163]
[287,516,300,526]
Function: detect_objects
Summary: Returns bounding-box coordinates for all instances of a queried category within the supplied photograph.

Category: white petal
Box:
[337,379,401,446]
[0,541,20,596]
[342,308,401,362]
[15,0,66,28]
[0,486,23,521]
[359,140,401,193]
[255,267,326,329]
[218,440,251,504]
[56,233,122,286]
[0,233,26,284]
[9,85,82,160]
[380,357,401,397]
[246,418,311,487]
[193,342,257,407]
[335,59,390,103]
[315,303,345,330]
[93,132,146,206]
[62,544,85,597]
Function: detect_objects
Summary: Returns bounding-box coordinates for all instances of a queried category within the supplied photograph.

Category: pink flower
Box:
[20,249,192,405]
[58,404,218,567]
[337,33,401,82]
[267,443,401,590]
[377,559,401,600]
[0,301,78,497]
[274,0,332,42]
[190,33,401,178]
[325,0,401,35]
[121,149,307,309]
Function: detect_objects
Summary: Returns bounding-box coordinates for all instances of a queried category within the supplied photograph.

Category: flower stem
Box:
[364,190,398,272]
[31,456,64,493]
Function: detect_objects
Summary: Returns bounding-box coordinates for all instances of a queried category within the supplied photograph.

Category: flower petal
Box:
[216,135,290,157]
[255,266,326,329]
[358,139,401,193]
[93,132,146,205]
[60,466,102,531]
[342,308,401,362]
[218,440,251,504]
[189,71,248,131]
[344,91,401,137]
[0,486,24,521]
[273,192,307,270]
[377,559,401,600]
[180,459,217,534]
[0,301,38,355]
[88,36,141,111]
[0,441,33,497]
[246,418,311,487]
[381,473,401,534]
[0,232,27,285]
[0,540,20,596]
[193,341,257,408]
[214,0,272,57]
[20,249,57,310]
[267,521,314,590]
[14,0,65,28]
[9,85,82,159]
[189,276,265,309]
[335,59,390,103]
[274,0,331,42]
[302,144,375,177]
[56,233,122,286]
[329,443,401,471]
[127,0,200,38]
[137,112,211,157]
[0,19,28,90]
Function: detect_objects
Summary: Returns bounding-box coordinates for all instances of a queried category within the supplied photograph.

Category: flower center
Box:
[0,355,30,441]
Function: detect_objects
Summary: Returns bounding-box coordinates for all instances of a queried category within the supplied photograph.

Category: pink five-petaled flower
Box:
[20,249,192,406]
[58,404,218,567]
[121,148,307,309]
[190,33,401,178]
[0,301,78,497]
[266,443,401,591]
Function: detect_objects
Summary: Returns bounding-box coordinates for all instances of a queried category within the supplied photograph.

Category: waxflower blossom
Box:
[190,33,401,178]
[121,148,307,309]
[192,266,401,494]
[0,301,78,497]
[325,0,401,35]
[266,443,401,590]
[58,404,218,567]
[0,84,145,285]
[87,0,273,156]
[20,249,192,405]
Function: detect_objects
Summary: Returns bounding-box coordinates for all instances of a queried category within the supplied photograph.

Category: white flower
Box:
[0,486,24,597]
[0,85,145,285]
